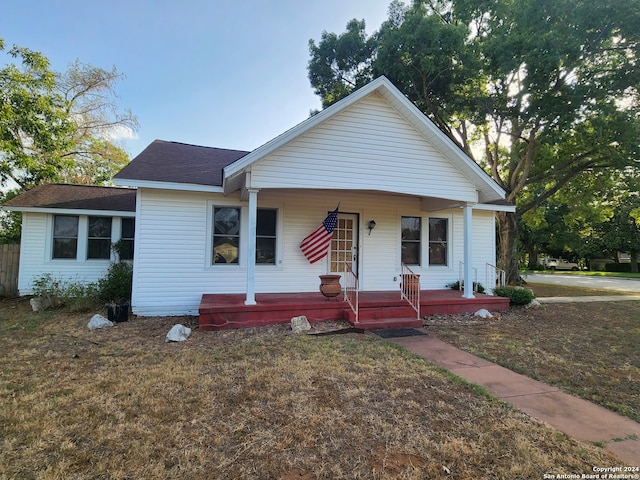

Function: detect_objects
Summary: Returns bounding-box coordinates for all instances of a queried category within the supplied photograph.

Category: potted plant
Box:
[98,262,133,322]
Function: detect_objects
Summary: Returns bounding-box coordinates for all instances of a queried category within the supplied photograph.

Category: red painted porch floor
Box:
[199,289,510,331]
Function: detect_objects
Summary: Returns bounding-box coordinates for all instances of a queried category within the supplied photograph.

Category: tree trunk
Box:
[631,251,639,274]
[497,211,522,285]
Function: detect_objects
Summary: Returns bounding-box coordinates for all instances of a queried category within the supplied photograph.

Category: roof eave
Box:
[114,178,224,193]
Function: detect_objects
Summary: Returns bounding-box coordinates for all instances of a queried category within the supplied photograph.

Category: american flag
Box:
[300,207,339,264]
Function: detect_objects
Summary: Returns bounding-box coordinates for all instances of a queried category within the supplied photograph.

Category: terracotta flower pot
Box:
[319,274,342,298]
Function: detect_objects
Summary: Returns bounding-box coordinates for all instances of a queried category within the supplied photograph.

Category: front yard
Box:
[431,283,640,423]
[0,295,622,479]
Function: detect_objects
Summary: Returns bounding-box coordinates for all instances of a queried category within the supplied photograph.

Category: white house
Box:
[5,76,514,321]
[113,76,513,317]
[4,184,136,292]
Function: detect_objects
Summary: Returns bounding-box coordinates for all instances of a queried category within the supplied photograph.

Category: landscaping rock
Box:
[474,308,495,319]
[87,314,114,330]
[30,296,52,312]
[290,315,311,334]
[166,324,191,342]
[526,299,542,309]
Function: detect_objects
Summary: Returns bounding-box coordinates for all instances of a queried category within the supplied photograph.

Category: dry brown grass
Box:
[431,283,640,424]
[0,297,619,479]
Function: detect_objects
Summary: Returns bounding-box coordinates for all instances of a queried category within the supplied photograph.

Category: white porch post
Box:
[462,203,475,299]
[245,188,259,305]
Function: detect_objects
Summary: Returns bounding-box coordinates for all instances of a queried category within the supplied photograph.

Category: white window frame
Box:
[206,202,283,269]
[47,214,135,263]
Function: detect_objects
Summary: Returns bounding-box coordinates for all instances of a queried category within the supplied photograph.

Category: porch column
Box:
[462,203,475,299]
[245,188,259,305]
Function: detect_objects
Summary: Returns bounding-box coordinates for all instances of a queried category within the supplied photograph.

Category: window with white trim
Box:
[256,208,277,264]
[53,215,79,259]
[401,216,421,265]
[119,218,135,261]
[87,217,112,259]
[213,207,240,264]
[428,218,448,266]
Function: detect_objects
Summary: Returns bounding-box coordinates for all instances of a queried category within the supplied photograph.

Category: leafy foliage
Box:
[96,262,133,304]
[308,0,640,282]
[493,286,536,306]
[0,39,137,190]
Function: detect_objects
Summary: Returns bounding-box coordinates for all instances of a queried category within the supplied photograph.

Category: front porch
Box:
[199,290,510,331]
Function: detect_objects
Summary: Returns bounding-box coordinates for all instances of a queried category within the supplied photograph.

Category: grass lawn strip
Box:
[0,298,618,479]
[431,283,640,424]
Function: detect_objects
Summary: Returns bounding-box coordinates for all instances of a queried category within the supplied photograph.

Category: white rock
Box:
[166,324,192,342]
[30,296,52,312]
[526,299,542,309]
[88,314,114,330]
[474,308,494,319]
[290,315,311,334]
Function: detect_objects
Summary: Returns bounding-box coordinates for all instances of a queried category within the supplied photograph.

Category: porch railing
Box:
[343,262,359,324]
[458,262,479,292]
[400,263,420,318]
[486,263,506,293]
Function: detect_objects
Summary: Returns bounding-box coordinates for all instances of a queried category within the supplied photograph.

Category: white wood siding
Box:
[131,188,497,316]
[249,93,477,202]
[17,212,116,294]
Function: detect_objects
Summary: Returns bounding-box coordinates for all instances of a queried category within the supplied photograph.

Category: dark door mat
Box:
[374,328,427,338]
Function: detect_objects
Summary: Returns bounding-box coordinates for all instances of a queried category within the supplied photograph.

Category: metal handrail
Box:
[400,262,420,318]
[343,262,359,324]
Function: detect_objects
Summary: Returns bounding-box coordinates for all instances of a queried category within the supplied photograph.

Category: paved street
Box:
[524,273,640,293]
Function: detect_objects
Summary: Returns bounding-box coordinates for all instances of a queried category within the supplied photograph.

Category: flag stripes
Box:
[300,207,339,263]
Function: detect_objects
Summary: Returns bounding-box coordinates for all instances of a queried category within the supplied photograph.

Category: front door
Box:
[329,213,358,276]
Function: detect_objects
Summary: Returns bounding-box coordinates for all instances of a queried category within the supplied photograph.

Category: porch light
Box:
[368,220,376,235]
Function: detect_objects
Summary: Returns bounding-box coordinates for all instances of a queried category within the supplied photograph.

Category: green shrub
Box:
[97,262,133,304]
[446,280,485,294]
[493,286,536,306]
[30,274,99,310]
[604,262,638,273]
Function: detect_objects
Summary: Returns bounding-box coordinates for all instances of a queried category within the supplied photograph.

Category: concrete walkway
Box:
[538,295,640,303]
[388,331,640,466]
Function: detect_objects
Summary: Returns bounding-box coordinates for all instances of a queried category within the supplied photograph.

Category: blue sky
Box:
[1,1,392,158]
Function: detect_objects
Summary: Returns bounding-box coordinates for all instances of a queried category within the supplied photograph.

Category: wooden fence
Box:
[0,244,20,297]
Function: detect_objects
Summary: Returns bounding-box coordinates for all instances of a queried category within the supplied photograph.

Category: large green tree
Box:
[308,0,640,283]
[0,39,137,189]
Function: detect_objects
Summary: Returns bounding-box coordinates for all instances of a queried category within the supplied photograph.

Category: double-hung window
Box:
[53,215,79,259]
[401,216,421,265]
[428,218,448,266]
[119,218,135,261]
[256,208,277,264]
[87,217,112,259]
[211,206,278,265]
[213,207,240,264]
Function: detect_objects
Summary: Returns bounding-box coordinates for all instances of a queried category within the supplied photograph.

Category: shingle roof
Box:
[114,140,250,186]
[3,184,136,212]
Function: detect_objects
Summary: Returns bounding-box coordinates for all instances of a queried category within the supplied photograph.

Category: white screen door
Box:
[329,213,358,275]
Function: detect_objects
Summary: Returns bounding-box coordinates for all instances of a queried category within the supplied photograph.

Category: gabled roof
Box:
[114,140,249,188]
[2,184,136,213]
[223,76,507,203]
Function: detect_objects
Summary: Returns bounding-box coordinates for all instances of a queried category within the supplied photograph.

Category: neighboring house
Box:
[4,76,514,317]
[3,184,136,293]
[111,76,514,317]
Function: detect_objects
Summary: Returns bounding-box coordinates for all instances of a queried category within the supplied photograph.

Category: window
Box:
[87,217,112,259]
[401,216,421,265]
[53,215,79,259]
[429,218,448,266]
[213,207,240,264]
[119,218,135,261]
[256,208,276,264]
